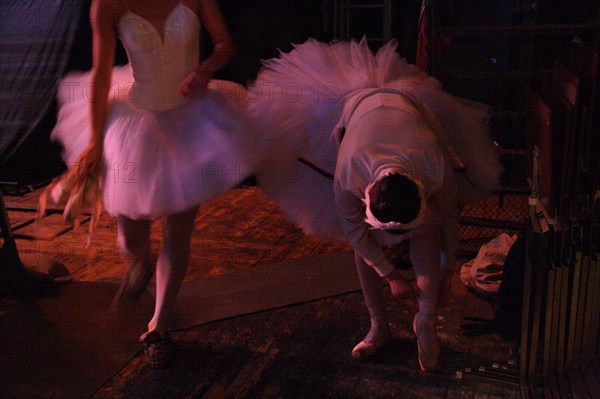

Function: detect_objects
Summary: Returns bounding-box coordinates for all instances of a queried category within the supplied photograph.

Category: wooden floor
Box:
[4,186,522,398]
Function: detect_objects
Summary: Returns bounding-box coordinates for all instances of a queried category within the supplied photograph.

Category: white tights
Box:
[117,206,199,336]
[355,222,442,338]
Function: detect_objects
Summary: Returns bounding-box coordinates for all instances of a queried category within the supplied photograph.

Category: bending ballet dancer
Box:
[250,38,502,372]
[48,0,258,367]
[332,90,459,371]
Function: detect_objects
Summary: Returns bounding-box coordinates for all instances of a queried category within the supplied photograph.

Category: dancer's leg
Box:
[112,216,152,309]
[410,222,441,316]
[410,221,442,371]
[435,166,459,302]
[146,206,199,335]
[352,252,390,358]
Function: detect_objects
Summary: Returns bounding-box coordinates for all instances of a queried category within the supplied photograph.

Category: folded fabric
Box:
[460,233,519,297]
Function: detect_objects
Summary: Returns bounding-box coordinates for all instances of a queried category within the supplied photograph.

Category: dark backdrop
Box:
[0,0,424,187]
[0,0,337,186]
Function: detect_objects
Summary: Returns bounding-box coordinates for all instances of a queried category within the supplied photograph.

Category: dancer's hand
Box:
[386,269,417,305]
[179,67,211,98]
[75,143,102,180]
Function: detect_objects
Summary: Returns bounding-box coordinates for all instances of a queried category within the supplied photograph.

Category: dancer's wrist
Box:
[87,139,103,152]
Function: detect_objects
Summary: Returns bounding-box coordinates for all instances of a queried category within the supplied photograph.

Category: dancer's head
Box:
[364,171,425,233]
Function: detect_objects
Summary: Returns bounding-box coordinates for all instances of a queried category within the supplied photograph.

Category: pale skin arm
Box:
[334,182,416,303]
[386,269,416,303]
[76,0,117,177]
[179,0,234,98]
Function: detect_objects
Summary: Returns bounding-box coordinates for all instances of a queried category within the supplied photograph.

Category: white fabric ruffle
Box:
[52,64,260,219]
[249,38,502,240]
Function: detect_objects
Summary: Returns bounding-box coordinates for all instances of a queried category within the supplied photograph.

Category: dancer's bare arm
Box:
[334,183,395,278]
[179,0,234,97]
[78,0,118,175]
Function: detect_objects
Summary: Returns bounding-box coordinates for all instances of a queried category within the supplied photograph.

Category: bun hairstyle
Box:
[369,173,420,223]
[364,170,427,231]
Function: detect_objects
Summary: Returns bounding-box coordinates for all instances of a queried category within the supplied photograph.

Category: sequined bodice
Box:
[118,3,200,110]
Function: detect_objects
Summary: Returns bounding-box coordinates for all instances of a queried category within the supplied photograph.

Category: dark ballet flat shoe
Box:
[140,330,175,369]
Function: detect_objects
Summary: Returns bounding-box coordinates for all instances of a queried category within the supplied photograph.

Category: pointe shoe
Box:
[351,333,391,359]
[413,312,440,372]
[111,262,153,310]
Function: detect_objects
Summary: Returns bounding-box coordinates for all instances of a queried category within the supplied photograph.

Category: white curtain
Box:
[0,0,81,166]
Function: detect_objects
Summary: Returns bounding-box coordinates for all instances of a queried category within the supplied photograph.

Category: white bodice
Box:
[118,3,200,110]
[335,91,446,200]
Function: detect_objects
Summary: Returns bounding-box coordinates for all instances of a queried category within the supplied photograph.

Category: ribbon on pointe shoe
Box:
[351,333,391,359]
[413,312,440,372]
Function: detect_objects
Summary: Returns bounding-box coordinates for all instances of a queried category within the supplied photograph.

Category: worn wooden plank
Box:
[6,186,524,398]
[446,378,475,399]
[89,287,521,398]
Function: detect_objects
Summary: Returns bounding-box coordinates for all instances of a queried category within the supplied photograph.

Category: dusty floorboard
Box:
[90,289,517,399]
[9,187,349,282]
[4,186,521,398]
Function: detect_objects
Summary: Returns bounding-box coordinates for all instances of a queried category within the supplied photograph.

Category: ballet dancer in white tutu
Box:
[48,0,259,368]
[250,38,502,371]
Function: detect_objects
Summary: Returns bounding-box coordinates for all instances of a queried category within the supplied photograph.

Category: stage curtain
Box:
[0,0,81,166]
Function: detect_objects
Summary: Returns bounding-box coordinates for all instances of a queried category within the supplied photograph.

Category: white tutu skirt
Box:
[249,38,502,241]
[53,64,260,219]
